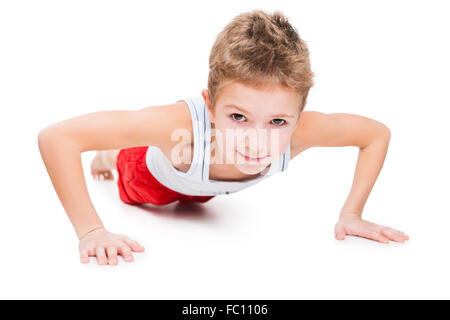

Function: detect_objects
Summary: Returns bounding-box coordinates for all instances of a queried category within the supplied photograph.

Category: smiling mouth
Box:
[237,151,268,163]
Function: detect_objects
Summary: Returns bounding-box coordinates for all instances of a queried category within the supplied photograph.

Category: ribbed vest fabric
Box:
[145,96,290,196]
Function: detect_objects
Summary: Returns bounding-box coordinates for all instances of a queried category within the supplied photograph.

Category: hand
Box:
[79,227,145,265]
[335,212,410,244]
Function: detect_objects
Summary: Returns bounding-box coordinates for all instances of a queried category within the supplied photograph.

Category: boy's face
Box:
[202,81,303,175]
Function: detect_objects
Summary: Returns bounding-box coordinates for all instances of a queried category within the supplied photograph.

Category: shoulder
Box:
[137,100,194,150]
[172,100,195,146]
[289,110,327,159]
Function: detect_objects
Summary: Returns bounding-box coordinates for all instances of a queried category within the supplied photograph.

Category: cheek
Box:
[266,129,292,157]
[211,123,235,152]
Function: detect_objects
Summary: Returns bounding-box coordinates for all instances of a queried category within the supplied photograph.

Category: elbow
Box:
[38,128,63,151]
[381,125,391,141]
[374,121,391,141]
[38,129,49,143]
[361,124,391,150]
[38,128,56,144]
[38,128,83,153]
[37,129,55,154]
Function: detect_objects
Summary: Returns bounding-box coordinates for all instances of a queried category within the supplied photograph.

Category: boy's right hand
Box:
[79,227,145,266]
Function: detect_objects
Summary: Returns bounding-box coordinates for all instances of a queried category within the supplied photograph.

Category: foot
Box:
[90,151,114,181]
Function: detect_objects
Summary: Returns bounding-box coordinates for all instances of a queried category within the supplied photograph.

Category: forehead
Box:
[217,81,300,115]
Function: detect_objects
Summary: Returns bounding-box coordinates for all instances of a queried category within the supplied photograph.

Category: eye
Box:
[231,113,246,122]
[271,119,286,126]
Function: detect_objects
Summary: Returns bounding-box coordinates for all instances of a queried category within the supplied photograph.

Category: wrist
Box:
[339,211,362,220]
[78,225,105,240]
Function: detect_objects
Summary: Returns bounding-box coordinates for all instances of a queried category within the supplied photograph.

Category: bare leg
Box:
[102,149,120,170]
[90,149,120,180]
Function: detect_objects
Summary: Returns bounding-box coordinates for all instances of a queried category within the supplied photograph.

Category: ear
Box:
[201,89,215,123]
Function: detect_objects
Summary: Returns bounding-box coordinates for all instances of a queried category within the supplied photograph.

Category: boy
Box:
[38,9,409,266]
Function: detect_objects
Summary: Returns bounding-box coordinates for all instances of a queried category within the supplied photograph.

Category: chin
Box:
[235,164,265,175]
[234,152,272,175]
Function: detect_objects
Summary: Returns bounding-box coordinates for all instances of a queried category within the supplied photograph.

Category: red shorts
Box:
[116,146,215,206]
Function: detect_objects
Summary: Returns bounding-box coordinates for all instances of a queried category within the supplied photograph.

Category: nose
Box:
[244,129,269,157]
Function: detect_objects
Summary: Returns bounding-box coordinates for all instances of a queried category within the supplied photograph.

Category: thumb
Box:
[335,224,346,240]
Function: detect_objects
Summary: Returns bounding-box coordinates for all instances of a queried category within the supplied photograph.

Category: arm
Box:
[339,134,390,218]
[292,111,409,243]
[37,102,188,263]
[38,131,104,240]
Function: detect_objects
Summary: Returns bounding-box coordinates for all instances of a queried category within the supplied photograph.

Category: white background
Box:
[1,0,449,299]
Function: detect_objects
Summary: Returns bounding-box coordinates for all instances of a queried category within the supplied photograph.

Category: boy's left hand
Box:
[335,212,409,243]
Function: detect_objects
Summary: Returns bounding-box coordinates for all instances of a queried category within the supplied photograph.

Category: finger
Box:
[80,249,89,264]
[335,225,346,240]
[118,245,134,262]
[383,227,403,235]
[373,231,390,244]
[384,228,409,241]
[397,231,410,240]
[335,231,346,240]
[381,229,406,242]
[106,247,118,266]
[359,229,390,244]
[87,247,96,256]
[104,171,113,180]
[96,247,108,265]
[394,229,409,240]
[124,238,145,252]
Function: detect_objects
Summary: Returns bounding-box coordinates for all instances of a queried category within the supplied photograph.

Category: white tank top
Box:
[145,96,290,196]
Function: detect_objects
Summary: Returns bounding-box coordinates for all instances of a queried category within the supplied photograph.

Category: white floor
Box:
[3,142,449,299]
[2,0,450,300]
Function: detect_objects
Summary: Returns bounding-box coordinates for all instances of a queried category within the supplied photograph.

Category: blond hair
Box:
[207,9,315,113]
